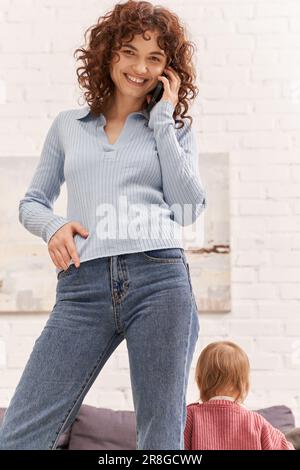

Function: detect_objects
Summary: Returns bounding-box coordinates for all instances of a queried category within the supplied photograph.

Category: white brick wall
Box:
[1,0,300,427]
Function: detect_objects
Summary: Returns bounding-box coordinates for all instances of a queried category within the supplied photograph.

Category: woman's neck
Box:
[103,95,146,121]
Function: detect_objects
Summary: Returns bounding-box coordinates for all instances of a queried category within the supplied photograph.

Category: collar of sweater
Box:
[199,396,247,409]
[209,395,236,402]
[75,105,150,122]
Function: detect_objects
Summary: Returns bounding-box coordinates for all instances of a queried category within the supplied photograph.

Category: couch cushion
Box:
[285,428,300,450]
[56,427,72,449]
[254,405,295,433]
[68,404,136,450]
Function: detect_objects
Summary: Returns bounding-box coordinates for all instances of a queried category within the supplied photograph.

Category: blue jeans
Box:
[0,248,199,450]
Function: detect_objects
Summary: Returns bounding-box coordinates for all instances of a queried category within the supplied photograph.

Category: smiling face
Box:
[109,29,168,103]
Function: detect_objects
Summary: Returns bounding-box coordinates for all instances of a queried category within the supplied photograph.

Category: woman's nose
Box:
[132,64,149,74]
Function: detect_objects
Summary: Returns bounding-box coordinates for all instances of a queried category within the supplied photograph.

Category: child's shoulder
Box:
[236,407,270,428]
[249,409,271,425]
[187,401,201,409]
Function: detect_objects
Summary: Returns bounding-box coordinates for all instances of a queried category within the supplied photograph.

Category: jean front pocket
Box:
[141,247,183,263]
[57,262,78,281]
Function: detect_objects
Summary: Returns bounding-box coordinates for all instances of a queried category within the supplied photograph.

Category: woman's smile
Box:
[123,73,150,87]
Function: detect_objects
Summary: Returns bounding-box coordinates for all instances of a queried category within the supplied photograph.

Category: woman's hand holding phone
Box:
[146,66,181,111]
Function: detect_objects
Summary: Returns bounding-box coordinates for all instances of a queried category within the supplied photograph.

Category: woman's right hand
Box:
[47,221,89,271]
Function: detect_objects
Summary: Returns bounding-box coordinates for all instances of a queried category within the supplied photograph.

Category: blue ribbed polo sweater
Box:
[19,99,207,276]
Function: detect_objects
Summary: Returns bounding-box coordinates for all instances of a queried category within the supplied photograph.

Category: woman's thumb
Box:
[75,223,89,237]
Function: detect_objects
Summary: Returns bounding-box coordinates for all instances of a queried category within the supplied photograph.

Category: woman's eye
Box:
[123,50,159,62]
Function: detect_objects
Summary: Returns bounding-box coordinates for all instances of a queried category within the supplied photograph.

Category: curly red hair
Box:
[73,0,199,129]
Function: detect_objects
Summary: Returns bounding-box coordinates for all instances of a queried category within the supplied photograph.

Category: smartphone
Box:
[146,73,166,113]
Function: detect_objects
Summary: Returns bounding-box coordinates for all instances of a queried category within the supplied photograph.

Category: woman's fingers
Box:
[49,242,79,271]
[48,249,61,270]
[55,247,71,271]
[65,240,80,268]
[47,221,84,271]
[164,67,181,91]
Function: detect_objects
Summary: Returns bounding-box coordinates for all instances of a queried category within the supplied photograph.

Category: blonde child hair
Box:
[195,340,250,403]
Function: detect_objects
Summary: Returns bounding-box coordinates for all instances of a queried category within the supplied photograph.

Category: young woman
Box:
[184,341,295,450]
[0,1,206,450]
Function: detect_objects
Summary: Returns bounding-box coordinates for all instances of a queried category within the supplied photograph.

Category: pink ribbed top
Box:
[184,399,295,450]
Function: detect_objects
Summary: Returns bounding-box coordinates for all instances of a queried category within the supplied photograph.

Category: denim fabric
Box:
[0,248,199,450]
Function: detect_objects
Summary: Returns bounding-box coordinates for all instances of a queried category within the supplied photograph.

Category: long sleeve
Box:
[148,99,207,226]
[18,112,71,244]
[261,420,295,450]
[184,406,194,450]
